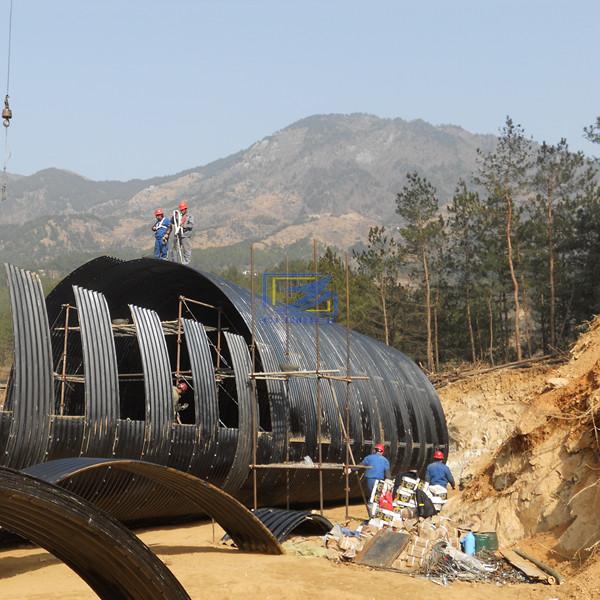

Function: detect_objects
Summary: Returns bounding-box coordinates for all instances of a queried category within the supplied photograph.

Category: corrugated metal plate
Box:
[3,264,53,468]
[46,416,85,460]
[23,457,282,554]
[221,332,253,494]
[181,318,219,476]
[0,466,190,599]
[73,286,120,456]
[129,305,172,463]
[252,507,333,542]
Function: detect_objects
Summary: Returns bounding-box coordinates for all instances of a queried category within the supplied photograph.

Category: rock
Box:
[545,377,569,389]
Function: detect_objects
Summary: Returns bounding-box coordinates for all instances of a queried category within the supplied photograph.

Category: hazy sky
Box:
[1,0,598,181]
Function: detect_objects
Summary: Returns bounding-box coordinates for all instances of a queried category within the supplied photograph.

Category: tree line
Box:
[202,117,600,373]
[349,116,600,371]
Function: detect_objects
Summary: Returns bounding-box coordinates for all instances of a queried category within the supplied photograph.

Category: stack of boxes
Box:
[392,516,462,571]
[368,473,442,528]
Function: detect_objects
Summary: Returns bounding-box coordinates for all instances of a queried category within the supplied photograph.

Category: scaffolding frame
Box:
[51,294,230,414]
[248,241,371,519]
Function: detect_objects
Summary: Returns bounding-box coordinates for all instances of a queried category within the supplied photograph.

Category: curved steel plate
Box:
[24,457,282,555]
[0,466,190,600]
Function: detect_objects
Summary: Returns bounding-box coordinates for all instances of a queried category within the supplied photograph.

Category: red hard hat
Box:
[433,449,444,460]
[154,208,164,217]
[178,201,188,211]
[374,443,385,453]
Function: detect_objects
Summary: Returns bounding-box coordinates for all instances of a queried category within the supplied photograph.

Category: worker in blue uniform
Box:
[152,208,171,259]
[361,443,391,496]
[425,449,456,489]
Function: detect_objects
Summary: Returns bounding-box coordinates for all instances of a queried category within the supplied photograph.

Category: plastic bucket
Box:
[474,531,498,553]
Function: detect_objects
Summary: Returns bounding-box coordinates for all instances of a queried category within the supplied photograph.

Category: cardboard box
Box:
[406,544,428,560]
[412,536,430,550]
[404,555,421,569]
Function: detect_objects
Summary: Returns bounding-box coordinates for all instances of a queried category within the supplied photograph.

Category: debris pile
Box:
[319,475,564,587]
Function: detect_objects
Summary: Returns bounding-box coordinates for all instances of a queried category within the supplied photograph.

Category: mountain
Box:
[0,113,496,268]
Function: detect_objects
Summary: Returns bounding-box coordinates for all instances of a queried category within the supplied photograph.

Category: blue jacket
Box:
[425,461,455,488]
[152,217,171,239]
[361,453,391,480]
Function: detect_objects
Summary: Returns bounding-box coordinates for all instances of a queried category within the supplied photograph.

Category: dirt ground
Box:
[0,502,587,600]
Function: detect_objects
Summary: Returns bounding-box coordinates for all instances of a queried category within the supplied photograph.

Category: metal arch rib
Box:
[129,305,173,462]
[73,286,120,456]
[253,507,333,542]
[0,466,190,600]
[23,457,283,555]
[3,264,53,468]
[221,332,254,493]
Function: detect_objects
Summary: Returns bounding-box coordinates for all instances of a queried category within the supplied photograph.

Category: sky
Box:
[1,0,598,181]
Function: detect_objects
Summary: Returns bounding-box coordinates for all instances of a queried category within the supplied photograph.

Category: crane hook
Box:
[2,95,12,127]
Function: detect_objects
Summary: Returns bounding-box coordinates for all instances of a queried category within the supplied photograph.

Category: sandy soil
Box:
[0,502,582,600]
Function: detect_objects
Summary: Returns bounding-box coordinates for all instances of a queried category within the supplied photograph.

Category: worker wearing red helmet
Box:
[361,442,391,496]
[151,208,171,259]
[164,201,194,265]
[425,449,455,490]
[172,380,190,424]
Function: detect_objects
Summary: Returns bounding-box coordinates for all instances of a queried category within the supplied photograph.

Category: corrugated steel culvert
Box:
[2,257,448,514]
[0,466,190,600]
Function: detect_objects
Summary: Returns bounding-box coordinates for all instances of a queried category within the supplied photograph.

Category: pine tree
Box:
[354,226,402,345]
[395,172,444,371]
[475,117,533,361]
[529,139,588,349]
[446,180,484,363]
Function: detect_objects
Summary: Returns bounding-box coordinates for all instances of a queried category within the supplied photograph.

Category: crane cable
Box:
[2,0,14,202]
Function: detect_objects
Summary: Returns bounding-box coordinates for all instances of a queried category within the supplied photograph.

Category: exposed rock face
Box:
[441,318,600,560]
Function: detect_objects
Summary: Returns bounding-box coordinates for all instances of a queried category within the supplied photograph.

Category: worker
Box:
[151,208,170,259]
[172,380,189,424]
[425,449,456,490]
[164,201,194,265]
[361,443,391,496]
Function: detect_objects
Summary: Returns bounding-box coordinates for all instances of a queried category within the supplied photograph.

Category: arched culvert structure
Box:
[23,458,282,555]
[3,258,448,510]
[0,466,190,600]
[251,508,333,542]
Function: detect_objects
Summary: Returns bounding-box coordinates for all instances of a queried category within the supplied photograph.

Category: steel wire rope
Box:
[2,0,13,202]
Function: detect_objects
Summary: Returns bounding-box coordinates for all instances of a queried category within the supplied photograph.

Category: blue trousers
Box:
[366,478,378,497]
[154,238,168,259]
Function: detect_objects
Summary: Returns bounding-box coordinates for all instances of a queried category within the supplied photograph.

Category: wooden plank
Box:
[355,530,410,569]
[500,549,556,584]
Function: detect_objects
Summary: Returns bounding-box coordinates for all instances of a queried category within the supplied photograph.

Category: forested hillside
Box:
[1,115,599,370]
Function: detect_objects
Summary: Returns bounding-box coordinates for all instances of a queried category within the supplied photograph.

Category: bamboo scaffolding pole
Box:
[250,243,258,511]
[59,304,71,416]
[251,463,369,471]
[216,309,222,370]
[176,297,183,379]
[344,252,351,520]
[178,296,219,310]
[285,253,290,510]
[313,239,324,516]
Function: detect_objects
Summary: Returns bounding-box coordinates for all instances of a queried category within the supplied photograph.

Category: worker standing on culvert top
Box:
[425,449,456,490]
[361,443,391,496]
[164,201,194,265]
[151,208,171,259]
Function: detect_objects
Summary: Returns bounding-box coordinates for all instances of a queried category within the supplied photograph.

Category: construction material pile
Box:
[367,475,448,527]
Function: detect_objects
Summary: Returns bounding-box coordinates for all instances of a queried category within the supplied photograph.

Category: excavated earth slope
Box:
[439,319,600,592]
